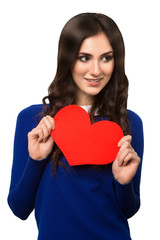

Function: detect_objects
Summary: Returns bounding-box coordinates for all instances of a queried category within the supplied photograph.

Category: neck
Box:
[75,85,95,106]
[75,95,94,106]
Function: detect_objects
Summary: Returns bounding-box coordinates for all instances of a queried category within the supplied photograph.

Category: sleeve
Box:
[7,108,48,220]
[113,112,144,219]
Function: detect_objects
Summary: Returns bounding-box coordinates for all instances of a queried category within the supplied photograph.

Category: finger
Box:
[40,124,51,142]
[45,115,55,130]
[38,117,52,140]
[123,152,140,166]
[46,134,54,145]
[39,116,55,132]
[32,124,49,143]
[117,147,135,166]
[121,153,132,166]
[116,140,131,160]
[38,128,45,143]
[118,135,132,147]
[29,127,44,143]
[119,149,135,166]
[31,116,55,143]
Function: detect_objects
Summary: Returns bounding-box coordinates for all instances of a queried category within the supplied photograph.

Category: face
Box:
[72,32,114,105]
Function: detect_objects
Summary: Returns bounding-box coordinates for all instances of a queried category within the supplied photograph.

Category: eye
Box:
[78,56,90,62]
[102,55,114,62]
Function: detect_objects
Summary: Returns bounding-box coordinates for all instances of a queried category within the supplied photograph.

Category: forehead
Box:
[79,32,113,53]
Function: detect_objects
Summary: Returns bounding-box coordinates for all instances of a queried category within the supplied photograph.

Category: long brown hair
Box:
[38,13,130,172]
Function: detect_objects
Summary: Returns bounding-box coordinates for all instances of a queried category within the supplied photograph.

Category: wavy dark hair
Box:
[38,12,130,172]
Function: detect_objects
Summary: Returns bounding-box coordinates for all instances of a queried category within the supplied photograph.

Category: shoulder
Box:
[127,109,143,135]
[127,110,144,158]
[16,104,44,130]
[127,109,143,125]
[18,104,44,119]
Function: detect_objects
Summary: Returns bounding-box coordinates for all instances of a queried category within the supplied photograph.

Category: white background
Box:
[0,0,159,239]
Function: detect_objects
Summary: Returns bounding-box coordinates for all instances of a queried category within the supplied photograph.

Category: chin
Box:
[87,88,102,96]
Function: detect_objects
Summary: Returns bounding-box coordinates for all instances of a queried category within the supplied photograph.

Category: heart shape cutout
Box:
[51,105,124,166]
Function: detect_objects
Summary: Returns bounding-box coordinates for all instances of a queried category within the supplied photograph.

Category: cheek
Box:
[103,62,114,76]
[72,63,87,76]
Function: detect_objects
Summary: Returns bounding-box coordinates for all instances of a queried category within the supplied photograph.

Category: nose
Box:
[90,60,101,77]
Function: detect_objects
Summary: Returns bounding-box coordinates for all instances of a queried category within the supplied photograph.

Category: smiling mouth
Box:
[85,78,102,82]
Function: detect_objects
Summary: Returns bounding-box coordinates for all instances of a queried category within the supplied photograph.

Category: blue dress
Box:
[7,104,144,240]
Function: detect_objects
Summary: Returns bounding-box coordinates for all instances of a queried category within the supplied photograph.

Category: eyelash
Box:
[78,55,113,62]
[78,56,89,62]
[102,55,114,62]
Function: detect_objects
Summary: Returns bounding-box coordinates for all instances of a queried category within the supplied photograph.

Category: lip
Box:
[85,78,102,81]
[85,77,102,86]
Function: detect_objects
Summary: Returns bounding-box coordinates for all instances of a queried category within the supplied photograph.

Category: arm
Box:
[8,156,47,220]
[7,107,54,220]
[112,112,144,219]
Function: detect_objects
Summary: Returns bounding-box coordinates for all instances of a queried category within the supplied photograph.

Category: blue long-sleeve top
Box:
[7,104,144,240]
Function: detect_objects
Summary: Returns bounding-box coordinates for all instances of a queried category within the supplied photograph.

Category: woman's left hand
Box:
[112,135,141,185]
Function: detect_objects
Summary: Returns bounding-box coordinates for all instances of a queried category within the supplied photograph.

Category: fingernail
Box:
[118,161,122,167]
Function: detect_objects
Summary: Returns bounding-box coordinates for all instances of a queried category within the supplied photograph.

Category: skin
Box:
[28,116,55,160]
[72,33,114,106]
[28,32,140,185]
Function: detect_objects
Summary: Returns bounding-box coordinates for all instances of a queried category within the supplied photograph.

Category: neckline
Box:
[80,105,92,113]
[80,105,98,116]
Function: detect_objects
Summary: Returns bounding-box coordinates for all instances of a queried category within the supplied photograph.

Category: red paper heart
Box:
[51,105,124,166]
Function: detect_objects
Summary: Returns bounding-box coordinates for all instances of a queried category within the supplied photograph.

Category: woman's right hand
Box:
[28,115,55,160]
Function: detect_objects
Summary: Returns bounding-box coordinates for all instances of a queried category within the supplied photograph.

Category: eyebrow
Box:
[78,51,114,57]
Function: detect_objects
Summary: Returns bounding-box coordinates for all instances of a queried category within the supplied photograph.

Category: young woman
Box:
[8,13,144,240]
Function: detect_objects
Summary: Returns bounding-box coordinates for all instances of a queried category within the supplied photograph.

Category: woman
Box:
[8,13,144,240]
